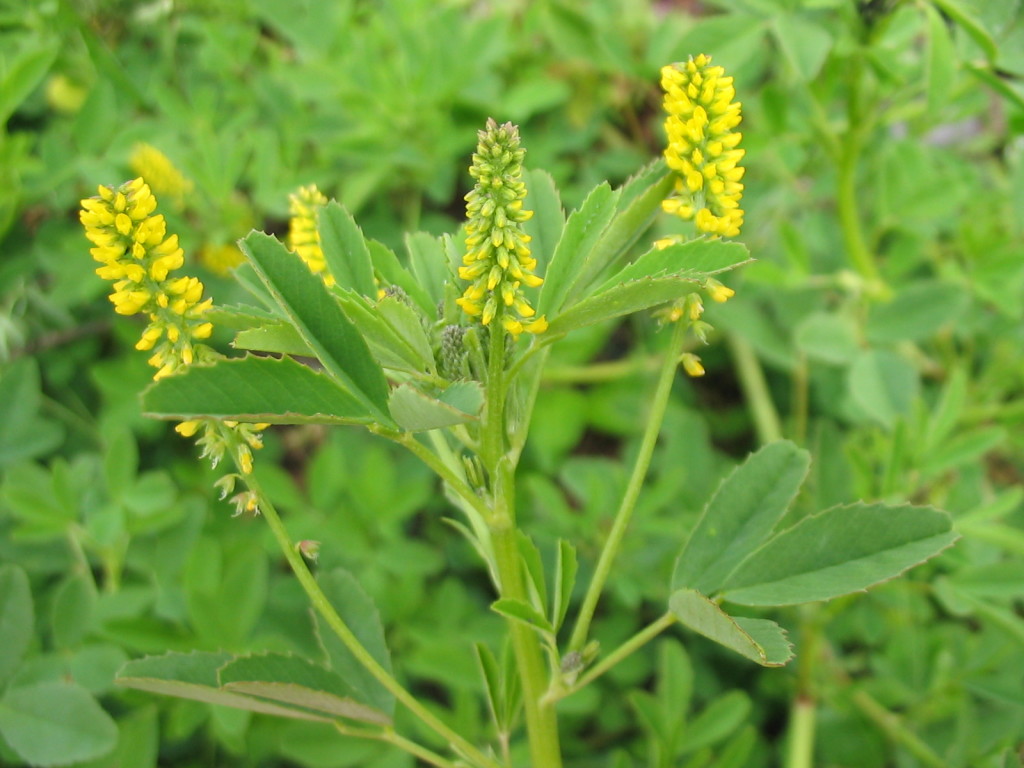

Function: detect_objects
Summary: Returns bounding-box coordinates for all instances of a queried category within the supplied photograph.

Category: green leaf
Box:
[673,441,811,595]
[117,651,331,721]
[538,182,619,316]
[668,590,792,667]
[0,358,65,467]
[334,294,434,374]
[367,239,434,316]
[570,166,674,298]
[551,539,578,633]
[847,349,920,428]
[773,14,832,81]
[0,40,59,125]
[925,4,956,116]
[523,168,565,275]
[0,564,33,685]
[475,642,505,731]
[239,232,391,423]
[923,366,967,453]
[142,355,375,425]
[51,573,96,649]
[795,311,859,365]
[405,232,450,307]
[866,281,967,342]
[0,682,117,767]
[232,322,312,356]
[491,598,555,636]
[388,381,483,431]
[314,568,395,716]
[930,0,997,62]
[680,690,752,755]
[719,502,958,606]
[517,533,548,618]
[922,426,1007,476]
[596,238,751,293]
[218,653,390,725]
[318,202,377,297]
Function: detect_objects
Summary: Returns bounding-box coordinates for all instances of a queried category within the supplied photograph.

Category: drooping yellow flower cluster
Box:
[287,185,334,286]
[456,119,547,337]
[129,144,193,210]
[80,178,213,379]
[661,55,745,238]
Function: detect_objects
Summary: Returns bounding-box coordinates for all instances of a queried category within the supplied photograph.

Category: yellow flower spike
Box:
[129,144,193,210]
[456,119,546,337]
[81,178,270,481]
[661,55,745,238]
[287,185,334,286]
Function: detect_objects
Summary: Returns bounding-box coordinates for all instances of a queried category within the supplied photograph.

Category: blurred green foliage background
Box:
[2,0,1024,766]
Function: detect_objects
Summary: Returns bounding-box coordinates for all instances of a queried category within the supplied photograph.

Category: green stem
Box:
[728,334,783,445]
[482,324,562,768]
[784,696,816,768]
[389,430,491,521]
[568,319,688,653]
[553,613,676,702]
[541,354,663,385]
[332,724,459,768]
[851,690,948,768]
[244,472,499,768]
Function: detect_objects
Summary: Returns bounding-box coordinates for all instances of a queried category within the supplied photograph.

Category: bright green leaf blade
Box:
[51,573,96,650]
[569,166,674,300]
[668,589,792,667]
[117,651,331,721]
[866,281,967,343]
[239,232,391,423]
[547,267,748,335]
[773,14,832,81]
[367,239,434,315]
[595,237,750,292]
[0,41,59,125]
[522,168,565,276]
[847,349,920,428]
[314,568,395,716]
[538,182,619,316]
[673,441,811,595]
[318,202,377,297]
[335,293,432,373]
[491,598,555,636]
[142,356,375,425]
[925,4,956,117]
[0,564,33,684]
[219,653,390,725]
[233,322,312,356]
[719,502,958,606]
[388,382,483,431]
[679,690,751,755]
[552,539,578,633]
[795,311,859,364]
[931,0,997,62]
[405,232,450,307]
[0,682,118,767]
[474,643,506,732]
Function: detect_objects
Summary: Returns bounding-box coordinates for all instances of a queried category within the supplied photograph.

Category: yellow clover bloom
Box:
[661,54,745,238]
[129,143,193,210]
[287,184,334,286]
[456,119,547,337]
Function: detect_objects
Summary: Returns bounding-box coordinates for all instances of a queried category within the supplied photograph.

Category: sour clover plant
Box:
[68,57,956,768]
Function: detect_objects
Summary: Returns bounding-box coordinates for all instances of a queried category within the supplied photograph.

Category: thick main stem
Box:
[568,319,688,653]
[483,326,563,768]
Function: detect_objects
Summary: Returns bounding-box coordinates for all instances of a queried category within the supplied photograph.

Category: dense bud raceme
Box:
[80,178,267,477]
[456,119,547,337]
[287,184,334,286]
[661,54,745,238]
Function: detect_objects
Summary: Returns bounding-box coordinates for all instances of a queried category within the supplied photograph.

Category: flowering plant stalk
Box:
[85,57,954,767]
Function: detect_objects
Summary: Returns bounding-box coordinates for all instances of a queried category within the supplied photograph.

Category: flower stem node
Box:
[661,55,745,238]
[456,119,547,338]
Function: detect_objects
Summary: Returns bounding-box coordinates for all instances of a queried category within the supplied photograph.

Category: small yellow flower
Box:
[661,55,745,238]
[681,353,705,377]
[200,243,245,275]
[287,185,334,286]
[129,144,193,210]
[456,119,546,337]
[705,277,735,303]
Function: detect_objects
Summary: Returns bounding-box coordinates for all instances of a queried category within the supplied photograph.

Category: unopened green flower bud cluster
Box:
[456,119,547,337]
